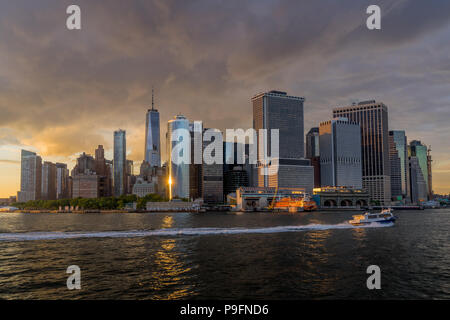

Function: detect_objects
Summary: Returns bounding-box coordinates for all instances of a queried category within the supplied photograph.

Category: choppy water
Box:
[0,209,448,299]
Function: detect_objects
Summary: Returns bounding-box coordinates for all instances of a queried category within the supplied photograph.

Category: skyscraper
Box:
[189,121,203,200]
[166,115,190,199]
[252,90,314,194]
[389,130,409,202]
[388,134,402,201]
[17,150,42,202]
[202,128,223,204]
[144,89,161,167]
[306,127,320,159]
[409,140,430,200]
[306,127,321,188]
[41,161,57,200]
[95,145,112,197]
[72,152,99,199]
[319,118,362,189]
[409,156,427,204]
[114,129,127,197]
[333,100,391,205]
[56,163,70,199]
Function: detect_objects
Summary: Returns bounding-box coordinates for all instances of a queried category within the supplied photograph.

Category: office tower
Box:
[166,115,190,199]
[252,90,314,194]
[114,129,127,197]
[56,163,69,199]
[144,90,161,167]
[72,152,99,199]
[224,166,249,196]
[306,127,321,188]
[126,160,135,194]
[319,118,362,189]
[333,100,391,205]
[72,152,96,175]
[202,128,223,204]
[306,127,320,159]
[224,141,256,190]
[389,130,410,202]
[94,145,112,197]
[139,160,152,181]
[409,140,430,200]
[409,156,427,204]
[17,150,42,202]
[389,133,402,201]
[189,121,203,200]
[41,161,57,200]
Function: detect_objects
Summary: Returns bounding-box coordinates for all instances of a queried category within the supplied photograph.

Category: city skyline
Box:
[1,1,450,197]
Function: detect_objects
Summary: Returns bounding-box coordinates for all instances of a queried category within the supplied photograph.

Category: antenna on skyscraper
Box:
[152,86,154,110]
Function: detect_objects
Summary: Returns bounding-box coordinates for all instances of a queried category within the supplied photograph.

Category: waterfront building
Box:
[252,90,314,192]
[41,161,57,200]
[144,90,161,167]
[409,140,431,200]
[389,130,410,202]
[409,156,427,204]
[224,141,257,188]
[114,129,127,196]
[333,100,391,205]
[312,187,369,208]
[72,174,99,199]
[235,187,309,211]
[132,177,156,197]
[0,197,16,205]
[224,166,249,196]
[166,115,190,199]
[17,150,42,202]
[319,118,362,189]
[56,163,70,199]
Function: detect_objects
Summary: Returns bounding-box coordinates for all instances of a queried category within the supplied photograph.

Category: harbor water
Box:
[0,209,448,299]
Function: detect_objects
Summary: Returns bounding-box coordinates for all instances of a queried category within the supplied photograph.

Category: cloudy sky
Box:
[1,0,450,197]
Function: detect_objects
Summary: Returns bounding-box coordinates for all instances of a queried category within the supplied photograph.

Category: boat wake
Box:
[0,222,394,242]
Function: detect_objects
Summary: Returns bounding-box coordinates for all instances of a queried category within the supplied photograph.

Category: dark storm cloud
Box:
[0,0,449,191]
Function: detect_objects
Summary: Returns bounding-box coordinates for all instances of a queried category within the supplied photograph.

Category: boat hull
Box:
[350,216,397,226]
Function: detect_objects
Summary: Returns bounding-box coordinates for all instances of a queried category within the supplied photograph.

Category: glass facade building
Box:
[114,129,127,196]
[166,115,190,199]
[409,140,430,200]
[333,100,391,205]
[319,118,362,189]
[144,108,161,167]
[306,127,320,159]
[252,90,313,193]
[17,150,42,202]
[389,130,409,201]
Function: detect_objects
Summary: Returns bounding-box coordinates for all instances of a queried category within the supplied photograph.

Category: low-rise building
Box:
[313,186,369,208]
[132,177,156,197]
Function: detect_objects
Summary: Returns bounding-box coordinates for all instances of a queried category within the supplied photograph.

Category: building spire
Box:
[152,86,154,110]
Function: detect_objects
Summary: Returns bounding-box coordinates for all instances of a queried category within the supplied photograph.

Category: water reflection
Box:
[149,214,194,299]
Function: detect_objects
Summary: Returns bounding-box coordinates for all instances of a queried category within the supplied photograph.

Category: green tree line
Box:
[13,193,168,210]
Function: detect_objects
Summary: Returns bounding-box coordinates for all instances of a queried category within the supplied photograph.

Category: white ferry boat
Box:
[349,208,397,226]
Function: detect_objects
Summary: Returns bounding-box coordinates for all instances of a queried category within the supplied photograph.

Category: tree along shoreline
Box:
[11,194,181,211]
